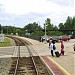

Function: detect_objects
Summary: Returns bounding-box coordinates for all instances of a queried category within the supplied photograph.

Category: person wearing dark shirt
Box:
[60,40,64,55]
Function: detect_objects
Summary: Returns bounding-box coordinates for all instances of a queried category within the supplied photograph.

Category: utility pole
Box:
[38,21,40,35]
[45,23,46,36]
[13,24,15,35]
[45,20,46,36]
[7,26,8,34]
[44,20,47,44]
[1,29,3,34]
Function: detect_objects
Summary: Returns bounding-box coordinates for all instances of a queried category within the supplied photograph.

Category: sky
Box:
[0,0,74,28]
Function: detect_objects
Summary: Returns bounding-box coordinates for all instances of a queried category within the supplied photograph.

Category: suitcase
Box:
[55,50,60,57]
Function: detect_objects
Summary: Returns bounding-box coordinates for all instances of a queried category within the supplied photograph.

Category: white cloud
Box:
[0,0,66,15]
[0,0,43,14]
[0,0,74,27]
[0,17,8,20]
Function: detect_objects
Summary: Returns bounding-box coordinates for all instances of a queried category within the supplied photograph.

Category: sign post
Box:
[0,34,4,42]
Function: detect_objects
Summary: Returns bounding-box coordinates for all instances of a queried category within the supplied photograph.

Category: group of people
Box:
[49,40,64,57]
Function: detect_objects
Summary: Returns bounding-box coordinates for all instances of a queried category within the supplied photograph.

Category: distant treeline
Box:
[0,16,75,36]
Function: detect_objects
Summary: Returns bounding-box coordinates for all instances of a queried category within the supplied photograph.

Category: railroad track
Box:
[7,36,50,75]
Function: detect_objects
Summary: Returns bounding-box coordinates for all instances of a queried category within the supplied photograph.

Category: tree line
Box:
[0,16,75,36]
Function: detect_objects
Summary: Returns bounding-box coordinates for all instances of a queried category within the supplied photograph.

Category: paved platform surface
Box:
[0,46,14,58]
[20,37,75,75]
[41,56,66,75]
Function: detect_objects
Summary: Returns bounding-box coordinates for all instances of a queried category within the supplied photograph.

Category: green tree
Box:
[64,16,73,34]
[24,22,43,35]
[45,18,53,30]
[58,23,64,29]
[72,16,75,34]
[64,16,72,29]
[44,18,54,35]
[53,25,58,30]
[72,16,75,29]
[58,23,65,35]
[16,29,22,35]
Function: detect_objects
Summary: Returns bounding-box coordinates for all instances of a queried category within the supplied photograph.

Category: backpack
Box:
[53,44,56,50]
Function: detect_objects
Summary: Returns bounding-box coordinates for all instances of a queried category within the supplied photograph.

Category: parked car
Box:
[52,36,60,42]
[59,36,70,41]
[41,36,51,42]
[70,35,75,39]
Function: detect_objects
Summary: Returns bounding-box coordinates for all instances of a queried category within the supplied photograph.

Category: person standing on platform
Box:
[60,40,64,55]
[49,40,51,47]
[49,37,53,47]
[49,40,55,57]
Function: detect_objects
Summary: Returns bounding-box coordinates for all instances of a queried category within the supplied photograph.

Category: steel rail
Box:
[8,36,39,75]
[14,45,20,75]
[26,45,39,75]
[16,37,39,75]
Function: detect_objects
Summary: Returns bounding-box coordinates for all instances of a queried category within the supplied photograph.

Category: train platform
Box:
[20,37,75,75]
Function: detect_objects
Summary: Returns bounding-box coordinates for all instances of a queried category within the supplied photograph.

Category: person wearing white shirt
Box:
[49,41,54,57]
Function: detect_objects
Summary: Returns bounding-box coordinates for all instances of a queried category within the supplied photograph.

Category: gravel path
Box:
[0,58,12,75]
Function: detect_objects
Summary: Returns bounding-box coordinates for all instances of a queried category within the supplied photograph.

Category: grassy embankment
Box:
[0,37,11,47]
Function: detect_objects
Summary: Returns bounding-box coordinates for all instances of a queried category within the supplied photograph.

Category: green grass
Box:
[0,37,11,47]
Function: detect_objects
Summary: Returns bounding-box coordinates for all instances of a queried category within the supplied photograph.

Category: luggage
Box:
[55,50,60,57]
